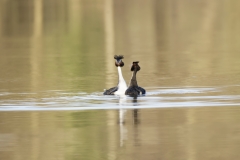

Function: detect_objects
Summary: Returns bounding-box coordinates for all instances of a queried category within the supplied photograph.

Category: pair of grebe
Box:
[103,55,146,96]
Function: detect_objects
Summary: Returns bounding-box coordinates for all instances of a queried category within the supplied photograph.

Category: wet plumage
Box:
[103,86,118,95]
[125,86,145,96]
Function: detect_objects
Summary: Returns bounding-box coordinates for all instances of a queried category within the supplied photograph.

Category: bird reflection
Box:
[132,97,140,146]
[132,97,140,125]
[118,96,127,147]
[118,96,141,147]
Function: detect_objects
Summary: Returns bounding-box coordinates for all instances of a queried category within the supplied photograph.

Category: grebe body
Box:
[125,61,145,97]
[103,55,127,95]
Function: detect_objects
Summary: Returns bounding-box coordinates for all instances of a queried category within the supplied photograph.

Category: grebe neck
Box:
[115,67,127,95]
[129,70,138,86]
[117,66,125,83]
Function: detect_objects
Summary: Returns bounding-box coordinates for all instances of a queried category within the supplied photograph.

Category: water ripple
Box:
[0,86,240,111]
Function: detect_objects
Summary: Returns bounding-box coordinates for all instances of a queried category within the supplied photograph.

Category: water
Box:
[1,0,240,160]
[1,86,240,111]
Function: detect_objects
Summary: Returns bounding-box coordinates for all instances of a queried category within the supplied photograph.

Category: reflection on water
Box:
[1,86,240,160]
[1,101,240,160]
[1,0,240,160]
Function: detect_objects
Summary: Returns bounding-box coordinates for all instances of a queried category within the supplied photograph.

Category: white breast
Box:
[114,67,127,95]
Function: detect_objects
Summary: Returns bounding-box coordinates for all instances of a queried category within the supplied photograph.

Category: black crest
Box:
[131,61,140,71]
[114,55,124,60]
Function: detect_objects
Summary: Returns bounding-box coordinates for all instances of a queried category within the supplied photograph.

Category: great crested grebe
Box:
[125,61,146,96]
[103,55,127,95]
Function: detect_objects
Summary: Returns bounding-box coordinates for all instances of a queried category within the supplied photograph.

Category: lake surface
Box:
[1,0,240,160]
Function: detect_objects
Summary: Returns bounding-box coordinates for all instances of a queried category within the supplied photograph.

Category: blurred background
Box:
[1,0,240,93]
[1,0,240,160]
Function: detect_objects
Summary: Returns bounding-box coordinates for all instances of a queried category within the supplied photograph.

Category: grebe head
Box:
[131,61,140,71]
[114,55,124,67]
